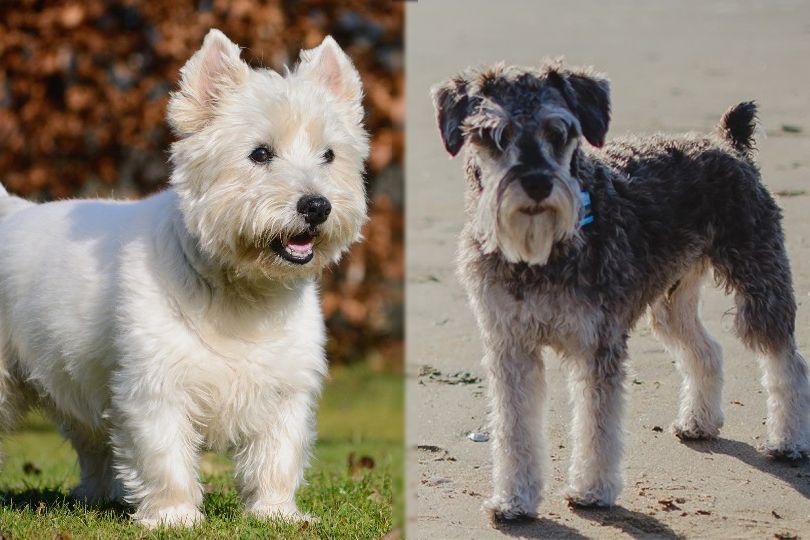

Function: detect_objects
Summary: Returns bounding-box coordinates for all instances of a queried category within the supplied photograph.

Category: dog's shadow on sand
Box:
[495,505,683,539]
[495,438,809,539]
[680,437,810,498]
[494,516,589,539]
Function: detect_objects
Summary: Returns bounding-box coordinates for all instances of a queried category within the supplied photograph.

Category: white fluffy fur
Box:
[0,29,368,528]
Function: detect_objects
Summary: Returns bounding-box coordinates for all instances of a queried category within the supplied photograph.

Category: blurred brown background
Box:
[0,0,403,370]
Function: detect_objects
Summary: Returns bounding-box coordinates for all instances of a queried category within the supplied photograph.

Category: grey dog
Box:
[432,61,810,520]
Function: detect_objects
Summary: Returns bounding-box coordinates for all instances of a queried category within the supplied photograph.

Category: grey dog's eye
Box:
[545,125,567,146]
[322,148,335,164]
[249,146,274,164]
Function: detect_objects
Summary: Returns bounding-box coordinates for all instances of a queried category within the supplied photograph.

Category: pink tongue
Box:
[288,235,314,253]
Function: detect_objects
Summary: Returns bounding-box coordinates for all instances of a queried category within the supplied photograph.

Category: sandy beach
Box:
[406,1,810,537]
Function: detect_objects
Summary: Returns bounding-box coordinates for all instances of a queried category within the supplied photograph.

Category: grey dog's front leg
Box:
[564,339,627,507]
[481,335,546,521]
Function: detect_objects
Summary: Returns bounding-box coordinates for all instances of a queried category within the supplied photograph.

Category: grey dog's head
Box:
[432,62,610,265]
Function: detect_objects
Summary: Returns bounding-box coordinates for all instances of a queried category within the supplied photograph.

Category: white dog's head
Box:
[433,63,610,266]
[168,29,369,283]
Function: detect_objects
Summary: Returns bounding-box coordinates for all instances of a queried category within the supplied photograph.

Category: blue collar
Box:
[579,191,594,227]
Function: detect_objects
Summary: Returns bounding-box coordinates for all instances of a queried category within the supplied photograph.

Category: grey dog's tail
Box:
[718,101,758,158]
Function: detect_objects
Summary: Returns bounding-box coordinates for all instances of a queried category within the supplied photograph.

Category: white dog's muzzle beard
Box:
[477,169,580,266]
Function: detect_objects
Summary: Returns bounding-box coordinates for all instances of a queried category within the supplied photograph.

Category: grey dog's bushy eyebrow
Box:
[462,101,513,151]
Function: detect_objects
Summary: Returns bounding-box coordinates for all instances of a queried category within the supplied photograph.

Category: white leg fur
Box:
[564,348,625,507]
[481,342,546,521]
[759,345,810,459]
[650,266,724,439]
[235,392,316,521]
[111,389,204,528]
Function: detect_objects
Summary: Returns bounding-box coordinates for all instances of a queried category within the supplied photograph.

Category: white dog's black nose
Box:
[298,195,332,225]
[520,174,553,202]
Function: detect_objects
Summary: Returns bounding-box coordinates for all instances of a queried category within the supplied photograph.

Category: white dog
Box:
[0,29,369,527]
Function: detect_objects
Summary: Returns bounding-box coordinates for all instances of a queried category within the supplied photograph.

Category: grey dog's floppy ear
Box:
[548,67,611,147]
[432,77,472,157]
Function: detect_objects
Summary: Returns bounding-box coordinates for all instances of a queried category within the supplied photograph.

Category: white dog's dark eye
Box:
[249,146,274,164]
[323,148,335,164]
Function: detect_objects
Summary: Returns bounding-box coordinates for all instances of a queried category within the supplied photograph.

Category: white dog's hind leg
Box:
[234,391,316,521]
[564,340,626,507]
[61,424,124,503]
[650,265,724,439]
[481,340,546,521]
[0,386,26,463]
[0,346,28,461]
[111,393,204,528]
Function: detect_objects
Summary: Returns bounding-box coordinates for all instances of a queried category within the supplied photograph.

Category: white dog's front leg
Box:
[564,341,627,507]
[234,391,316,522]
[481,342,546,521]
[111,391,203,529]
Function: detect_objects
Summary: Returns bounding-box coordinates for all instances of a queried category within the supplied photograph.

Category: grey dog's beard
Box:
[496,209,559,265]
[476,181,579,265]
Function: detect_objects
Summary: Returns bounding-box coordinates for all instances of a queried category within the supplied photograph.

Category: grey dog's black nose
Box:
[520,173,553,202]
[297,195,331,225]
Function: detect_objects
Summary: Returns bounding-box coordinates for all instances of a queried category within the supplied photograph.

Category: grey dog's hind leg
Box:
[711,208,810,458]
[651,263,724,439]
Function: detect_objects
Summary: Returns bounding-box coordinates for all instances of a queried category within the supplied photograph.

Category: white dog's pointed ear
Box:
[297,36,362,104]
[168,29,250,136]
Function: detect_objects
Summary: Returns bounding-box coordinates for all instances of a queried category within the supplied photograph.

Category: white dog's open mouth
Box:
[271,232,316,264]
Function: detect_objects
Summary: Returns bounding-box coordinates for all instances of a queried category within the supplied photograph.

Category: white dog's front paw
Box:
[672,411,723,440]
[482,494,539,522]
[135,504,204,529]
[564,482,619,508]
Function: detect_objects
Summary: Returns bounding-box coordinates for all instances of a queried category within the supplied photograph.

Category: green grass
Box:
[0,365,402,539]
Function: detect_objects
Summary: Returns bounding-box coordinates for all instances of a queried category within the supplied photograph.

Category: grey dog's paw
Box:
[563,484,618,509]
[763,440,810,461]
[672,415,722,440]
[483,495,539,523]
